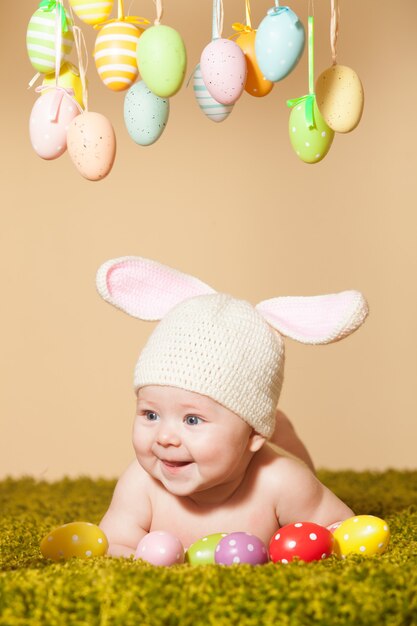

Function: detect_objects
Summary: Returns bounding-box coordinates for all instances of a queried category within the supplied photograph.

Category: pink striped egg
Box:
[94,21,143,91]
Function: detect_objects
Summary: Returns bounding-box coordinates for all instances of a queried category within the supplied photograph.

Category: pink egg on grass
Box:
[215,532,269,565]
[269,522,334,564]
[135,531,185,566]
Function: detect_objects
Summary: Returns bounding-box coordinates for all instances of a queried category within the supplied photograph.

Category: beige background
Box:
[1,0,416,479]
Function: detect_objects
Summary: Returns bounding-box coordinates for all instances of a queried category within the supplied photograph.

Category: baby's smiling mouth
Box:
[162,460,192,468]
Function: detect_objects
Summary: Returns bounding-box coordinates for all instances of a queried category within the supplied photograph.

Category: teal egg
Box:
[185,533,227,565]
[27,7,74,74]
[137,25,186,98]
[289,97,334,164]
[124,81,169,146]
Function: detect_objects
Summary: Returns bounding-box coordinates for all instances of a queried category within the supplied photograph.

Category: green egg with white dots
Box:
[289,96,334,164]
[185,533,228,565]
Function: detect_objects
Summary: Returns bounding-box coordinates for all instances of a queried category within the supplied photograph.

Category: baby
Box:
[96,256,368,557]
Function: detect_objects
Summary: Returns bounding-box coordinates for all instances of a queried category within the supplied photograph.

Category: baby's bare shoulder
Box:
[254,444,318,492]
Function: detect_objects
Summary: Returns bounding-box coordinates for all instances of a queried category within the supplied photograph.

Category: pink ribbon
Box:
[34,85,83,122]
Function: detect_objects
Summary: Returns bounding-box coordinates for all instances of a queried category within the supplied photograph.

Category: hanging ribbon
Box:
[34,85,83,122]
[72,24,89,111]
[330,0,340,65]
[212,0,224,40]
[286,13,316,129]
[38,0,68,32]
[154,0,163,25]
[269,4,299,26]
[93,0,150,28]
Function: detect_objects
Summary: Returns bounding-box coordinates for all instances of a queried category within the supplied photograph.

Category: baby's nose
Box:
[157,424,181,447]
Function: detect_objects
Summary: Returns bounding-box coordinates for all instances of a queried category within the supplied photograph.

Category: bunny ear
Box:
[256,290,368,344]
[96,256,216,320]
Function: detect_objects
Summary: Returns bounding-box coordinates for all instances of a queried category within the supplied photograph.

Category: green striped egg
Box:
[193,64,233,123]
[27,7,74,74]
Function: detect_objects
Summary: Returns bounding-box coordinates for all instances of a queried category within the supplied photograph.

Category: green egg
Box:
[289,96,334,164]
[137,25,187,98]
[185,533,227,565]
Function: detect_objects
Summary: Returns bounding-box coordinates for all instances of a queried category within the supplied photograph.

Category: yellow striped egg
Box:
[27,7,74,74]
[40,522,108,561]
[94,21,143,91]
[69,0,114,26]
[42,62,85,108]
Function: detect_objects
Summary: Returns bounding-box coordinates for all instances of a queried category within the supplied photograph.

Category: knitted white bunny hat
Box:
[96,256,369,438]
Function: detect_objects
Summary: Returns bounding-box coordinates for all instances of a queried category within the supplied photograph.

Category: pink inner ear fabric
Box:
[256,291,368,344]
[106,257,215,320]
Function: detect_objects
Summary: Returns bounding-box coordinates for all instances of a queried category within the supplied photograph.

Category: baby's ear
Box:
[249,432,267,453]
[96,256,215,320]
[256,290,368,344]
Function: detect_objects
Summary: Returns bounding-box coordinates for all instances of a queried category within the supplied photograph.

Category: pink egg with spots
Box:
[200,38,247,105]
[214,532,269,565]
[269,522,334,564]
[134,531,184,566]
[29,90,80,160]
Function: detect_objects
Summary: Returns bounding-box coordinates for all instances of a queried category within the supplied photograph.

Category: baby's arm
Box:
[270,410,315,472]
[275,456,353,528]
[100,460,152,557]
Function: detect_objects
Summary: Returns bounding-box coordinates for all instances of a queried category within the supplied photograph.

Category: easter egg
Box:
[94,21,143,91]
[333,515,390,558]
[42,62,85,109]
[255,6,305,82]
[69,0,114,25]
[135,531,184,566]
[185,533,228,565]
[269,522,334,563]
[235,30,273,98]
[193,64,233,123]
[289,96,334,164]
[137,25,187,98]
[316,64,364,133]
[29,90,80,160]
[67,111,116,181]
[200,39,247,106]
[124,80,169,146]
[215,532,269,565]
[27,7,74,74]
[40,522,108,561]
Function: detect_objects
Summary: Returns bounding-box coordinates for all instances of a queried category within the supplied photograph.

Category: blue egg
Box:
[255,6,305,82]
[123,81,170,146]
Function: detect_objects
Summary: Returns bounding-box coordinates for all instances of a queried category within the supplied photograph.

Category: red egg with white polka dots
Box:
[269,522,334,563]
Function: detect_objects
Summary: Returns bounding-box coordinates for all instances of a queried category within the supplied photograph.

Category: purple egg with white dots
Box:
[134,531,184,566]
[214,532,269,565]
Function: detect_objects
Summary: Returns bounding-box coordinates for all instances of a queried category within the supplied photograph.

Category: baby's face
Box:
[133,385,263,499]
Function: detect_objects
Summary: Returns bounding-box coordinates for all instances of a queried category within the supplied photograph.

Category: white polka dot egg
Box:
[40,522,108,561]
[333,515,390,558]
[135,531,185,566]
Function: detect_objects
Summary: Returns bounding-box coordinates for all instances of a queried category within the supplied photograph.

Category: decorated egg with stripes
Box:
[235,30,273,98]
[94,21,143,91]
[69,0,114,26]
[27,6,74,74]
[193,64,233,123]
[42,62,85,108]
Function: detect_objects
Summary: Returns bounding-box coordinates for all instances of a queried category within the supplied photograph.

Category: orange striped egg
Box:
[94,21,143,91]
[69,0,114,26]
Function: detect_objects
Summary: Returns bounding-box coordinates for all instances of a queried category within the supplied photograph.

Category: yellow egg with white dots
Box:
[333,515,390,558]
[40,522,108,561]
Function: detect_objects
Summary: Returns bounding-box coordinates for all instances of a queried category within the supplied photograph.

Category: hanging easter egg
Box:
[29,89,80,160]
[234,29,273,98]
[94,21,143,91]
[185,533,228,565]
[69,0,114,25]
[288,95,334,164]
[135,531,184,566]
[333,515,390,558]
[67,111,116,181]
[200,39,247,106]
[124,80,169,146]
[27,4,74,74]
[315,64,364,133]
[40,522,108,561]
[42,62,85,109]
[215,532,269,565]
[269,522,334,564]
[137,25,187,98]
[255,6,305,82]
[193,65,233,123]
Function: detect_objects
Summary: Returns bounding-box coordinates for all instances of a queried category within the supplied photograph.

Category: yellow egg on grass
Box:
[333,515,390,558]
[315,64,364,133]
[40,522,109,561]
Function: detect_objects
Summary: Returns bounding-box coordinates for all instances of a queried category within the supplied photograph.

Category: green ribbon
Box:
[286,16,316,129]
[38,0,68,32]
[286,94,316,129]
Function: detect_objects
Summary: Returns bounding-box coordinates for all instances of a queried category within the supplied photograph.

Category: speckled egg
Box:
[289,96,334,164]
[193,64,234,123]
[316,64,364,133]
[124,80,169,146]
[185,533,228,565]
[215,532,269,565]
[200,38,247,106]
[67,111,116,181]
[137,25,187,98]
[269,522,334,563]
[69,0,114,25]
[29,90,80,160]
[333,515,390,558]
[27,6,74,74]
[42,62,85,109]
[135,531,185,566]
[235,30,273,98]
[94,21,143,92]
[40,522,108,561]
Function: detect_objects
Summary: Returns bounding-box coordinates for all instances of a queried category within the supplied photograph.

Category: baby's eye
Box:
[145,411,160,421]
[185,415,203,426]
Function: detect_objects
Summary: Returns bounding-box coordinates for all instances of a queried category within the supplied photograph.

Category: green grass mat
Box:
[1,471,417,625]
